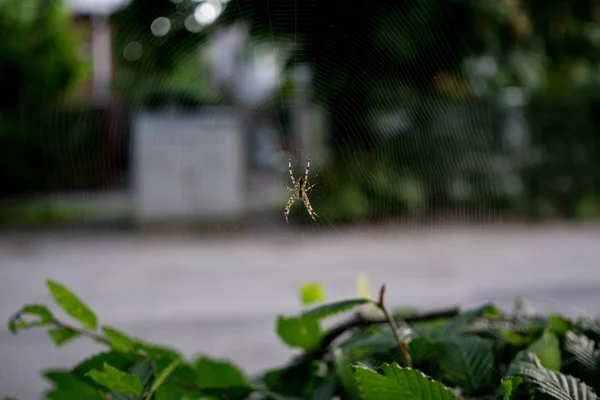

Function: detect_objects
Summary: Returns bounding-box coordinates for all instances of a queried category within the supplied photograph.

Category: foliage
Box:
[0,0,87,109]
[521,88,600,220]
[0,106,106,198]
[0,0,91,198]
[6,278,600,400]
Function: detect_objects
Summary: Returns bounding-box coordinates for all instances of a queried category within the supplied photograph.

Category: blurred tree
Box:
[0,0,88,196]
[111,0,600,124]
[111,0,600,217]
[0,0,86,109]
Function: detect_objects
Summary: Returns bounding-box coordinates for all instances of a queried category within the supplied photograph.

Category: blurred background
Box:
[1,0,600,398]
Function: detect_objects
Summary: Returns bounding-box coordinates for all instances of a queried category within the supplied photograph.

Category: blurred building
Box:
[67,0,128,104]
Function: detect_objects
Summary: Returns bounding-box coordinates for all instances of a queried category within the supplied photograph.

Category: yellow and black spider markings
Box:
[285,156,318,223]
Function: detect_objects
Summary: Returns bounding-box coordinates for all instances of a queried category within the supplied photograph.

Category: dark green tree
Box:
[0,0,88,196]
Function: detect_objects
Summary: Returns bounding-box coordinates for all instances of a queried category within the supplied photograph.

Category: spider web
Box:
[3,0,529,234]
[207,0,522,232]
[4,3,600,400]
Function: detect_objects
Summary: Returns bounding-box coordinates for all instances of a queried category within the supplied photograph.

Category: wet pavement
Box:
[1,223,600,399]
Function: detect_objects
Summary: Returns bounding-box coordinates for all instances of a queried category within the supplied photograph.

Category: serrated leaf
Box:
[85,362,143,395]
[276,315,321,350]
[48,327,79,347]
[577,318,600,339]
[353,362,458,400]
[564,331,600,370]
[7,304,54,333]
[301,282,326,306]
[527,330,561,371]
[102,326,136,351]
[46,279,97,330]
[302,298,371,320]
[440,336,493,395]
[508,351,598,400]
[501,376,523,400]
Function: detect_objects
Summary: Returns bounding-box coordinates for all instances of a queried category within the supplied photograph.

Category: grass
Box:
[0,196,134,226]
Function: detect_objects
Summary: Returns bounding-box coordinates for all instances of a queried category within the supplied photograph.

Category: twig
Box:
[376,284,412,368]
[52,319,111,346]
[304,305,459,360]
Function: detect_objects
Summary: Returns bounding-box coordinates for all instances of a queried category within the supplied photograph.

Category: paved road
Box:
[2,224,600,399]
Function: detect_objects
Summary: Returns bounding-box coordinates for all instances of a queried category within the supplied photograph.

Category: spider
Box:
[285,156,318,223]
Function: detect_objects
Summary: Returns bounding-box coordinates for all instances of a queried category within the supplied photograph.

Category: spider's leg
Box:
[284,195,295,223]
[305,183,317,192]
[302,156,311,191]
[303,195,318,221]
[284,185,295,192]
[288,159,296,186]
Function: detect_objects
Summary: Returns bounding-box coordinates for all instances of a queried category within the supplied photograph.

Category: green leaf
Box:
[332,348,360,399]
[85,362,143,395]
[564,331,600,370]
[301,282,326,306]
[547,314,572,335]
[353,362,458,400]
[276,315,322,350]
[48,327,79,347]
[302,298,371,320]
[7,304,54,333]
[71,351,136,387]
[149,359,181,396]
[527,330,561,371]
[502,330,531,346]
[440,336,493,395]
[262,357,321,397]
[194,356,249,386]
[130,360,156,392]
[136,342,183,360]
[193,356,252,398]
[440,304,501,336]
[108,360,156,400]
[501,376,523,400]
[46,279,97,330]
[311,374,339,400]
[508,351,598,400]
[154,384,201,400]
[410,336,442,366]
[43,371,106,400]
[102,326,136,351]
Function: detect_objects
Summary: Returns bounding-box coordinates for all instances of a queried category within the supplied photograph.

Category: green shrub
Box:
[521,88,600,219]
[6,279,600,399]
[0,106,104,197]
